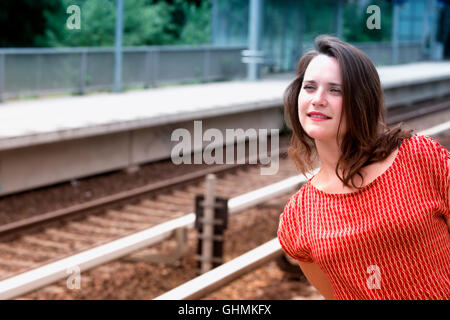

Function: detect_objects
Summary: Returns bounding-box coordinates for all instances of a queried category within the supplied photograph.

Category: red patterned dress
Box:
[278,135,450,299]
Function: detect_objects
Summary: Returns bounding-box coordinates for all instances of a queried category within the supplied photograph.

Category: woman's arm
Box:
[447,158,450,232]
[298,261,335,300]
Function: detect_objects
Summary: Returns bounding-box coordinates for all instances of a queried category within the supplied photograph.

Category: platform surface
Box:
[1,61,449,151]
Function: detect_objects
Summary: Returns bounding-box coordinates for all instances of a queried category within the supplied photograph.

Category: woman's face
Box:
[298,54,346,143]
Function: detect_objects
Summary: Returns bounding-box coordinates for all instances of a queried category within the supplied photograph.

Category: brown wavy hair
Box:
[284,35,414,189]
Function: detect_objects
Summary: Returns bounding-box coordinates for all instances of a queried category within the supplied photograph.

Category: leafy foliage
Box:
[37,0,180,46]
[1,0,394,48]
[343,0,392,42]
[3,0,211,47]
[177,0,211,44]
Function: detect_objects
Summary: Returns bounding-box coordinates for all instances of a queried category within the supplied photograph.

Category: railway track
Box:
[0,162,277,241]
[0,153,300,298]
[0,97,449,299]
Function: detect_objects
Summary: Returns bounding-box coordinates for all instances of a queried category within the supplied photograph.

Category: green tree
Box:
[37,0,180,47]
[37,0,114,46]
[303,0,335,42]
[177,0,211,44]
[343,0,392,42]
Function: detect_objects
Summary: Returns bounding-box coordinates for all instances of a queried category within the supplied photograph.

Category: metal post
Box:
[201,174,216,273]
[392,1,400,64]
[203,47,211,82]
[144,49,151,88]
[79,50,87,95]
[427,0,439,60]
[211,0,220,45]
[114,0,124,92]
[280,1,287,70]
[35,54,42,93]
[297,0,305,64]
[151,48,159,88]
[247,0,264,81]
[335,0,344,39]
[0,53,4,102]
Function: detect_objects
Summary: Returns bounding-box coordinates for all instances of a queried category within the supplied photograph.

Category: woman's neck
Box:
[314,139,342,180]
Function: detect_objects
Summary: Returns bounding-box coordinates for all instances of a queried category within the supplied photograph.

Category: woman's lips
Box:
[308,114,331,121]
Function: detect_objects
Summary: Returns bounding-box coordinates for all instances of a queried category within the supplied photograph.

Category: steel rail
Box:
[0,146,287,240]
[0,173,309,299]
[386,97,450,125]
[154,238,282,300]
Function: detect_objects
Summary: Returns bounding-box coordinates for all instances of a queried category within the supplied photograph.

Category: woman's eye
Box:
[330,88,341,93]
[303,85,315,90]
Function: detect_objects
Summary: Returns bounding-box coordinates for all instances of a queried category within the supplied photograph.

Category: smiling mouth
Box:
[307,114,331,119]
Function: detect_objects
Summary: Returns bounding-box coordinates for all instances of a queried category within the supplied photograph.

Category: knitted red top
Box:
[278,135,450,300]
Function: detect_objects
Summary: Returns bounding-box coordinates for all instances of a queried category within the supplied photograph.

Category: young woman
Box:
[278,35,450,300]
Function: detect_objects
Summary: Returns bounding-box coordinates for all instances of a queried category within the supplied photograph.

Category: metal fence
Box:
[0,42,425,101]
[0,45,246,101]
[353,41,425,66]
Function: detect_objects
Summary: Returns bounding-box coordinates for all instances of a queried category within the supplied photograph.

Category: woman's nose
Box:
[312,89,326,106]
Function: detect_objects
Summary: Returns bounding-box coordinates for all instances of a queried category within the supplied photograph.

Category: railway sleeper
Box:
[44,228,100,243]
[155,194,195,206]
[122,227,189,265]
[67,222,126,236]
[86,215,145,230]
[0,256,36,268]
[139,199,185,212]
[122,205,182,222]
[0,243,54,261]
[134,202,185,217]
[169,190,201,200]
[105,210,155,223]
[21,236,71,251]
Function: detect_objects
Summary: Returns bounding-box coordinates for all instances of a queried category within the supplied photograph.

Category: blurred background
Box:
[0,0,448,100]
[0,0,449,301]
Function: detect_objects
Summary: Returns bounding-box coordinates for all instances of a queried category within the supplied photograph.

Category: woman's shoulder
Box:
[404,134,444,150]
[402,135,450,188]
[283,187,305,215]
[403,135,449,163]
[278,186,313,263]
[280,185,311,222]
